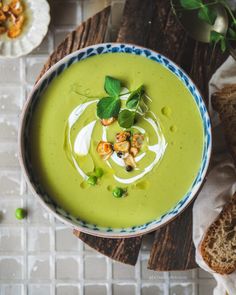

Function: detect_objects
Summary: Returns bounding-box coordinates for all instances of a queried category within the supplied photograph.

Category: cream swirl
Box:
[65,93,167,184]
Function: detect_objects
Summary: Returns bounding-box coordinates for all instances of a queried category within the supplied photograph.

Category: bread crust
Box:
[200,193,236,275]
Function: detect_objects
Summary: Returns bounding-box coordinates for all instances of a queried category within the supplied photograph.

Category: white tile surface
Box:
[56,227,80,251]
[28,255,52,281]
[84,256,107,280]
[113,261,135,280]
[113,284,136,295]
[0,228,24,252]
[0,0,217,294]
[56,284,80,295]
[28,285,52,295]
[0,86,24,114]
[56,256,80,280]
[141,285,166,295]
[0,59,21,83]
[1,285,24,295]
[28,227,51,252]
[0,170,22,196]
[26,57,48,84]
[84,285,107,295]
[0,256,24,279]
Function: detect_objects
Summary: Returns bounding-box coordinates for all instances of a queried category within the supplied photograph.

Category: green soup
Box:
[30,53,204,228]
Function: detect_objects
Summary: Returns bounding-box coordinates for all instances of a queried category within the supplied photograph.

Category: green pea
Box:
[15,208,26,220]
[112,187,125,198]
[87,175,97,186]
[94,167,104,178]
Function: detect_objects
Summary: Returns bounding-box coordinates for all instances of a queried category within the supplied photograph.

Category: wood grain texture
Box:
[117,0,228,270]
[118,0,228,100]
[74,230,142,265]
[36,6,143,266]
[148,203,196,271]
[36,6,111,83]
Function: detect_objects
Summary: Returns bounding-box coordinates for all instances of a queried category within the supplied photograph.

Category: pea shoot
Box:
[97,76,147,129]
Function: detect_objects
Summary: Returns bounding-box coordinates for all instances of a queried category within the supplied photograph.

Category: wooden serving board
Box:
[37,1,228,270]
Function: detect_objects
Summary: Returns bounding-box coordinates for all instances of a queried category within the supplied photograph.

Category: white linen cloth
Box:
[193,56,236,295]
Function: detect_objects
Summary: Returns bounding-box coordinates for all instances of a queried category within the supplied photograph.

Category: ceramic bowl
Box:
[0,0,50,58]
[19,43,212,237]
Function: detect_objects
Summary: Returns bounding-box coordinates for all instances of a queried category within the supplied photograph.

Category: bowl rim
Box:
[18,42,212,237]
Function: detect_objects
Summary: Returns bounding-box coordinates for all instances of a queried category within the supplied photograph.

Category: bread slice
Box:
[212,85,236,167]
[200,193,236,274]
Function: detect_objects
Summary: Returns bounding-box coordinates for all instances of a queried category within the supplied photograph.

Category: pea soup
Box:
[30,53,204,228]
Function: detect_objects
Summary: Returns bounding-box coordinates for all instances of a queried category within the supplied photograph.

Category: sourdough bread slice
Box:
[200,193,236,274]
[212,85,236,167]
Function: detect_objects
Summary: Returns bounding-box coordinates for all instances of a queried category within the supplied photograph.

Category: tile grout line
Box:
[166,269,170,295]
[107,257,112,295]
[194,269,199,295]
[136,253,141,295]
[79,240,84,295]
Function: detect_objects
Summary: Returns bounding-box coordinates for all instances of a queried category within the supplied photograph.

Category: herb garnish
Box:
[118,85,144,128]
[97,76,122,119]
[118,110,136,128]
[126,85,144,109]
[97,96,121,119]
[97,76,147,128]
[104,75,121,97]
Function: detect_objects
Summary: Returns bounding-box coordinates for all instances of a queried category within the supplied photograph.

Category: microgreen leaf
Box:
[180,0,202,9]
[198,5,217,25]
[126,85,144,109]
[97,97,121,119]
[118,110,136,128]
[104,76,121,97]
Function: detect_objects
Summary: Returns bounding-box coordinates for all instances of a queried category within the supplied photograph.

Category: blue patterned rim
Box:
[19,43,212,237]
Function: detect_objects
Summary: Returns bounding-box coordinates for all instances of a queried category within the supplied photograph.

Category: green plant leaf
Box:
[198,6,217,25]
[180,0,202,9]
[126,85,144,109]
[210,31,227,53]
[231,21,236,30]
[97,97,121,119]
[126,93,139,109]
[118,110,135,128]
[104,76,121,97]
[228,28,236,40]
[220,37,227,52]
[210,30,223,43]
